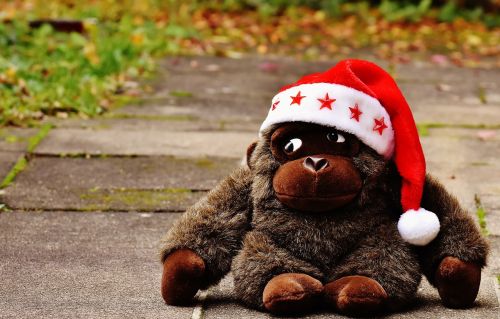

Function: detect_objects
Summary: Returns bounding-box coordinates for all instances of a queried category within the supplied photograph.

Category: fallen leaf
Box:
[258,61,279,73]
[205,64,221,72]
[436,83,451,92]
[430,54,450,66]
[477,130,496,141]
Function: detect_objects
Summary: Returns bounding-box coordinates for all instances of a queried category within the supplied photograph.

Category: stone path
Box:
[0,56,499,318]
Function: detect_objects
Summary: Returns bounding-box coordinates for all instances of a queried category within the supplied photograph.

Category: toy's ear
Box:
[245,141,258,169]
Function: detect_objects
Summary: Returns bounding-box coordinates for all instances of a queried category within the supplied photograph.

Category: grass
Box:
[417,122,500,137]
[27,123,52,152]
[103,113,198,121]
[194,158,215,169]
[0,20,174,126]
[170,90,193,98]
[0,155,27,189]
[474,194,489,236]
[79,187,193,211]
[0,1,197,126]
[416,124,430,137]
[477,86,487,104]
[0,124,52,189]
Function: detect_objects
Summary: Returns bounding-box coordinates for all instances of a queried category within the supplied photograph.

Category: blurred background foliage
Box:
[216,0,499,26]
[0,0,498,126]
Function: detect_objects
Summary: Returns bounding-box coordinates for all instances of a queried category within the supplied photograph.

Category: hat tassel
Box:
[397,208,440,246]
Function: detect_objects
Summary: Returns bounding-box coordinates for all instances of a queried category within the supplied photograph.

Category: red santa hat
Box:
[260,59,439,246]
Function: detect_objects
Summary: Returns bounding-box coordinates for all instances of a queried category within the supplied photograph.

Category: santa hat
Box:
[260,59,439,246]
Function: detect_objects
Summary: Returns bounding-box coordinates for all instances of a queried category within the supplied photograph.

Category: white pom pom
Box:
[397,208,440,246]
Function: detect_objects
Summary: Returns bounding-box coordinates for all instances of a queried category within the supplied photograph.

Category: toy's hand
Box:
[435,256,481,308]
[161,249,206,305]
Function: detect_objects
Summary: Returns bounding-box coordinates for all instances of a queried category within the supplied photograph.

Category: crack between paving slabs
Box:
[0,124,53,210]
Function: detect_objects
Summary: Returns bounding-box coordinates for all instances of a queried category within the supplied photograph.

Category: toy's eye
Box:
[283,138,302,154]
[327,132,345,143]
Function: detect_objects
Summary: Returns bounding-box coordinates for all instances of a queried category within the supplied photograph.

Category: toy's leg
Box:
[324,275,388,317]
[232,231,325,315]
[417,175,489,308]
[325,226,421,316]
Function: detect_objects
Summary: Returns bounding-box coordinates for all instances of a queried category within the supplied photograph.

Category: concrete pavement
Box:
[0,56,499,318]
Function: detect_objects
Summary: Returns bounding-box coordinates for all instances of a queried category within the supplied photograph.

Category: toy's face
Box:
[270,122,363,212]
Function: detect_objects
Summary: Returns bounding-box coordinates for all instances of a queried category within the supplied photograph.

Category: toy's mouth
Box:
[275,192,358,212]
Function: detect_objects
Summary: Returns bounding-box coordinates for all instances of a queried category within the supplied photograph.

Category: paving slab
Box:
[0,127,37,152]
[490,238,500,283]
[0,211,191,319]
[155,56,327,99]
[35,128,256,158]
[126,57,301,122]
[52,116,261,133]
[200,274,499,319]
[1,156,240,212]
[423,128,500,165]
[121,96,500,127]
[422,128,500,225]
[396,64,499,105]
[160,55,500,98]
[412,104,500,126]
[489,236,500,275]
[419,127,500,284]
[119,95,271,122]
[483,195,500,238]
[151,57,500,125]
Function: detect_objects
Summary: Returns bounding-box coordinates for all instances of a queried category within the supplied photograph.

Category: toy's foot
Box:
[263,273,323,315]
[435,256,481,309]
[161,249,206,306]
[324,275,388,317]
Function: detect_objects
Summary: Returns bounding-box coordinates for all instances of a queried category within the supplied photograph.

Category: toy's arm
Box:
[420,174,488,268]
[160,167,253,305]
[417,174,489,308]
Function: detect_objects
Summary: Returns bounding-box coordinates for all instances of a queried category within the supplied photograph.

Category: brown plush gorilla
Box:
[159,60,488,317]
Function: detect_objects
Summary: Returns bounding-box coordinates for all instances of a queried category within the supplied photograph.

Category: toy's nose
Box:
[303,156,329,172]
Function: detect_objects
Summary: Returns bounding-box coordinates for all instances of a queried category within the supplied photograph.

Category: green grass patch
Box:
[218,120,227,131]
[476,206,488,236]
[27,123,52,152]
[477,86,487,104]
[416,124,430,137]
[169,90,193,98]
[103,113,198,121]
[474,194,489,236]
[194,158,215,169]
[417,122,500,136]
[470,162,489,166]
[0,156,28,189]
[0,2,197,126]
[0,124,52,189]
[79,187,193,211]
[4,135,21,143]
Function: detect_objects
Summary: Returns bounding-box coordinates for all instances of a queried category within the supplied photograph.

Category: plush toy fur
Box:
[160,123,488,316]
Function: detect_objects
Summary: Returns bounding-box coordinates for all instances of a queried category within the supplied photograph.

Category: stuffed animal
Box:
[159,59,488,316]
